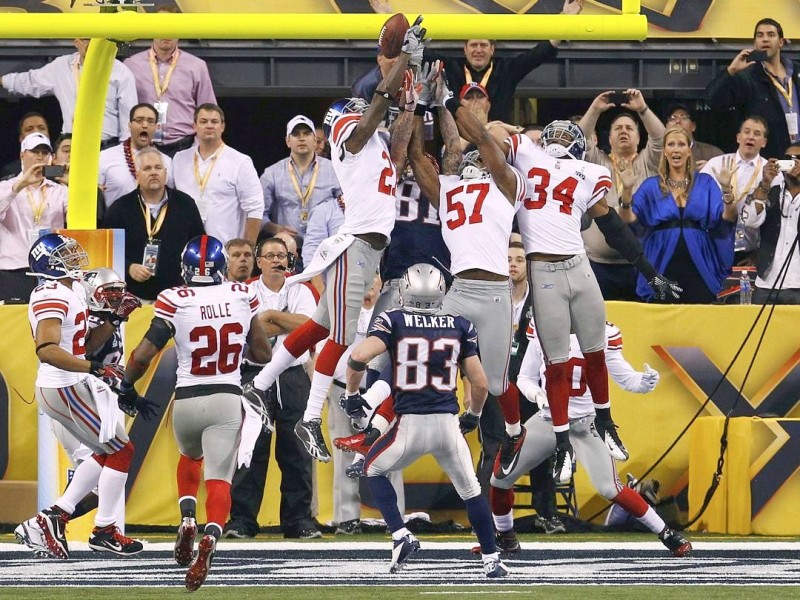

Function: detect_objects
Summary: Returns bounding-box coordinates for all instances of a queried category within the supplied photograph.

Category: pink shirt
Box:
[0,176,68,270]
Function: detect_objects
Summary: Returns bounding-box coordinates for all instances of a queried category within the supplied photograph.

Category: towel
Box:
[237,396,263,468]
[286,233,355,285]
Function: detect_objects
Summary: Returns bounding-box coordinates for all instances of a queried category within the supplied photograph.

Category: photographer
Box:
[100,147,204,302]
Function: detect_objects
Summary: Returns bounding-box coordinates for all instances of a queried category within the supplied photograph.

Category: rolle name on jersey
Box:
[199,303,232,320]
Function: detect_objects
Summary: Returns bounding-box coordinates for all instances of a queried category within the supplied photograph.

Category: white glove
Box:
[636,363,660,393]
[524,385,548,410]
[401,15,429,68]
[414,60,439,106]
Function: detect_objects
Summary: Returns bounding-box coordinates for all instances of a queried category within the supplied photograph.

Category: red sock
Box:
[584,349,610,409]
[544,363,570,429]
[613,486,649,518]
[375,394,396,422]
[497,382,521,425]
[315,339,348,375]
[490,485,514,516]
[177,454,203,498]
[104,441,134,473]
[205,479,231,528]
[283,319,329,358]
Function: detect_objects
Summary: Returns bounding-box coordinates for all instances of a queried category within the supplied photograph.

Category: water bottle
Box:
[739,271,752,305]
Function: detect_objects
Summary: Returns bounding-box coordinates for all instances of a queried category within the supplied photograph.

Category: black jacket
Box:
[101,187,205,300]
[706,60,800,159]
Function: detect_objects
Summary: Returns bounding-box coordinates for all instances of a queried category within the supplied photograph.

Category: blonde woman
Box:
[619,126,738,303]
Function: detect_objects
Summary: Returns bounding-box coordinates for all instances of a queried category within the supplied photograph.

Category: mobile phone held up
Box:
[748,50,768,62]
[777,159,796,172]
[43,165,66,180]
[608,91,628,106]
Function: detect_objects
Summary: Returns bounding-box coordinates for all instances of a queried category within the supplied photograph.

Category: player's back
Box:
[28,280,89,388]
[329,114,396,238]
[438,172,522,276]
[370,309,480,415]
[508,134,612,256]
[154,281,259,389]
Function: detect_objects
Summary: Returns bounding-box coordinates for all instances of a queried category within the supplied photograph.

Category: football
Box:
[378,13,410,59]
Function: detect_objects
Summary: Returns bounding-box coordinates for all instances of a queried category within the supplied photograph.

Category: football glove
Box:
[401,15,428,67]
[339,391,369,420]
[113,292,142,320]
[116,381,158,421]
[648,274,682,301]
[459,410,481,435]
[636,363,660,393]
[90,361,124,387]
[414,60,440,106]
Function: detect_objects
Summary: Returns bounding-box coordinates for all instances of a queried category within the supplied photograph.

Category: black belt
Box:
[175,383,241,399]
[155,134,196,155]
[99,137,120,151]
[652,219,704,232]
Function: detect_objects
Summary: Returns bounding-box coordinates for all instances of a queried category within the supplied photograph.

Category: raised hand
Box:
[623,89,647,113]
[711,155,739,190]
[401,69,417,112]
[113,292,141,320]
[414,60,439,106]
[402,15,428,67]
[727,48,757,76]
[617,158,637,191]
[637,363,660,393]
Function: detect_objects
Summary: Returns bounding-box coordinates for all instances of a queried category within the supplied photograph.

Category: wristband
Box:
[467,408,482,418]
[637,106,649,115]
[414,103,428,117]
[347,356,367,372]
[444,96,460,117]
[119,380,134,392]
[374,90,391,101]
[619,201,632,209]
[722,197,735,205]
[757,182,769,195]
[89,361,103,376]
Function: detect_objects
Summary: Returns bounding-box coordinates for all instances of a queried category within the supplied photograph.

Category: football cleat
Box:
[495,528,521,554]
[553,441,576,485]
[483,557,511,578]
[15,517,51,558]
[334,425,380,455]
[594,416,629,461]
[174,516,198,566]
[294,418,331,462]
[186,534,217,591]
[345,457,366,479]
[494,429,527,480]
[36,507,70,560]
[88,524,144,556]
[389,532,420,573]
[659,527,692,557]
[534,515,566,534]
[335,519,363,535]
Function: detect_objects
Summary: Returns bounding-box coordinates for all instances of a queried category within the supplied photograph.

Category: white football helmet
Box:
[399,263,446,315]
[82,267,126,312]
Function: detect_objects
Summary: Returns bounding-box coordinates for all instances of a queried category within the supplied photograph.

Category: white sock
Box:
[303,371,334,422]
[253,346,296,390]
[636,505,666,534]
[482,551,500,562]
[363,380,391,410]
[95,467,128,528]
[57,458,103,515]
[505,422,522,437]
[391,526,411,541]
[372,414,390,435]
[493,511,514,533]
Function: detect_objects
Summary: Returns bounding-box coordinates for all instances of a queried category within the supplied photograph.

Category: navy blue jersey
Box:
[382,177,451,284]
[369,309,478,415]
[86,313,123,365]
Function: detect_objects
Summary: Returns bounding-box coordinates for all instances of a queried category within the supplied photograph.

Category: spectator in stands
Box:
[1,39,138,148]
[0,132,68,303]
[225,237,321,540]
[98,103,174,208]
[579,89,665,300]
[101,147,205,302]
[618,126,738,303]
[315,126,331,159]
[744,144,800,304]
[260,115,340,244]
[50,134,71,187]
[224,238,255,283]
[302,190,344,268]
[0,112,50,180]
[701,116,779,265]
[172,103,264,247]
[706,18,800,159]
[124,6,217,157]
[664,103,723,169]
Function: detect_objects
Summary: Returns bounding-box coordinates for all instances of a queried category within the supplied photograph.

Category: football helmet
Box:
[322,97,369,140]
[458,150,488,180]
[82,268,126,312]
[541,120,586,161]
[181,235,227,286]
[28,233,89,280]
[399,263,446,315]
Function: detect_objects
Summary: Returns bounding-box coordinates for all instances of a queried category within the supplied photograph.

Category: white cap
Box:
[286,115,315,137]
[21,132,52,153]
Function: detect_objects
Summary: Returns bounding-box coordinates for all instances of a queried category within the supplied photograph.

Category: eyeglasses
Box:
[259,253,288,261]
[668,114,690,123]
[132,117,157,125]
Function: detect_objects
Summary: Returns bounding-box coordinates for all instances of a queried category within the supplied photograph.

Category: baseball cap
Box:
[20,132,52,153]
[459,83,489,101]
[665,102,696,123]
[286,115,315,137]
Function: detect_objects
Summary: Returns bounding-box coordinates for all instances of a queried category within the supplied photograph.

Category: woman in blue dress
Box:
[617,126,738,303]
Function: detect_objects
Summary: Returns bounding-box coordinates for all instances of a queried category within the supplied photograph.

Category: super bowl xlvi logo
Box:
[656,345,800,517]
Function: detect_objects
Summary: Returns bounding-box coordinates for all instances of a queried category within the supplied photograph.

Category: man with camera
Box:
[101,147,204,302]
[0,132,68,303]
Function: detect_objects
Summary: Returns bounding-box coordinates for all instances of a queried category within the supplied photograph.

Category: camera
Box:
[777,159,796,172]
[608,91,628,106]
[43,165,66,179]
[748,50,768,62]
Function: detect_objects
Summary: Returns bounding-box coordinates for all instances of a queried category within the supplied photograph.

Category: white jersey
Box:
[249,276,317,367]
[438,170,526,276]
[507,134,612,255]
[154,282,259,389]
[520,321,644,420]
[28,280,90,388]
[329,113,397,238]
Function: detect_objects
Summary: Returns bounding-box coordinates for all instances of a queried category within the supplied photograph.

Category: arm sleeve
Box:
[237,157,266,220]
[302,201,331,265]
[604,325,644,392]
[706,67,744,111]
[194,61,217,105]
[116,62,139,140]
[2,60,59,98]
[516,337,545,402]
[504,41,558,86]
[593,208,658,280]
[260,166,275,223]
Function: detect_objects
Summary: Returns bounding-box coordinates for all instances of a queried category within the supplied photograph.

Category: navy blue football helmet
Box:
[28,233,89,280]
[541,120,587,161]
[181,235,227,286]
[322,97,369,140]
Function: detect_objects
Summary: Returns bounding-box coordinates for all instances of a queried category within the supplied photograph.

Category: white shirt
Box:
[172,144,264,244]
[249,276,317,367]
[438,171,525,276]
[508,134,612,256]
[745,187,800,290]
[98,143,174,208]
[2,53,138,141]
